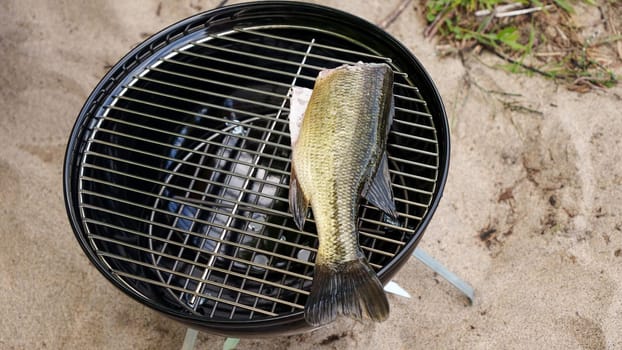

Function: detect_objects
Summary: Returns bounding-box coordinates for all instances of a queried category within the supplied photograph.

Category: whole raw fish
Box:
[288,62,397,326]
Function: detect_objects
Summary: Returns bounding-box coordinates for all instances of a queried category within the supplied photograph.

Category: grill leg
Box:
[385,248,474,303]
[180,329,240,350]
[181,328,198,350]
[223,338,240,350]
[403,248,474,303]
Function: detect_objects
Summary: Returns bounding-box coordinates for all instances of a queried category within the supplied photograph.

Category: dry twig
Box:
[379,0,413,29]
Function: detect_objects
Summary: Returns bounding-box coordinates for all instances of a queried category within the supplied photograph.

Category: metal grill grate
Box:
[65,2,448,336]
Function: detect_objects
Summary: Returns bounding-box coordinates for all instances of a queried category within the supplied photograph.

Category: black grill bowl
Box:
[63,1,449,337]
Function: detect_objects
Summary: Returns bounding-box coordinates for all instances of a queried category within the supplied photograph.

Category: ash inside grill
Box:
[67,3,447,335]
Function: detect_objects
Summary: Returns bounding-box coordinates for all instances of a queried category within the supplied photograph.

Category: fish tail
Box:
[304,255,390,326]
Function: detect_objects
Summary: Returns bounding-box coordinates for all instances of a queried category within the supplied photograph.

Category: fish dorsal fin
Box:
[364,152,398,219]
[289,166,309,231]
[289,86,313,145]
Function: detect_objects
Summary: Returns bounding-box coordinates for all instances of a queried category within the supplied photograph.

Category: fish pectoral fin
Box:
[288,167,309,231]
[364,152,398,219]
[304,257,390,326]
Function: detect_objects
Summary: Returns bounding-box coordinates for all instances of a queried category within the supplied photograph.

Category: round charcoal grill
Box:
[63,1,449,337]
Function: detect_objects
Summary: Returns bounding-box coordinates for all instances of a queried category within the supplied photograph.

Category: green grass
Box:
[422,0,619,90]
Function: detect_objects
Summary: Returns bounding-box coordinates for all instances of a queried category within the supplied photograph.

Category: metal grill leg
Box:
[223,338,240,350]
[385,248,474,303]
[181,329,240,350]
[412,248,474,303]
[181,328,198,350]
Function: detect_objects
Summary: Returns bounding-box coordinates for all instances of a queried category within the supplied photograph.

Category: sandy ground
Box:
[1,0,621,349]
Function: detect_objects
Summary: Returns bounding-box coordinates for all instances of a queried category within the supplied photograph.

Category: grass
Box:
[421,0,621,91]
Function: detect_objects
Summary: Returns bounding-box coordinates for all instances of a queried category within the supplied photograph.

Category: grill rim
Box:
[63,1,450,337]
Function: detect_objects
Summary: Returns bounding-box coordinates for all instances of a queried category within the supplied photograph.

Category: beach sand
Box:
[1,0,621,349]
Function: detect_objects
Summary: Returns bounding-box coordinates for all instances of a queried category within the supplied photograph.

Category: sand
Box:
[1,0,621,349]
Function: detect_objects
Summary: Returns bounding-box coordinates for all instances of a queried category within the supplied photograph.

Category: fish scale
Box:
[288,62,396,326]
[302,77,371,259]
